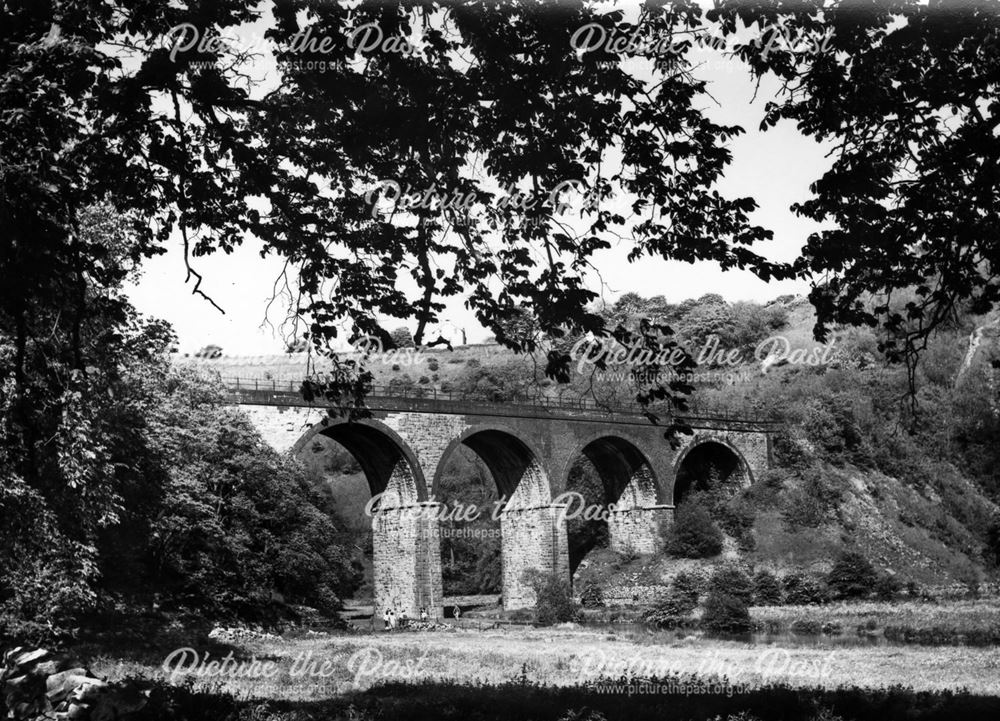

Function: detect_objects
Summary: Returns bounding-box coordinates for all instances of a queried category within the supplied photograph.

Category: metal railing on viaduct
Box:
[221,377,781,432]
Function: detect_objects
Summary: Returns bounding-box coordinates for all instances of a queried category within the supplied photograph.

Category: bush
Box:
[826,551,878,600]
[782,573,829,605]
[790,619,822,635]
[700,591,752,634]
[736,530,757,552]
[707,565,753,605]
[671,571,702,609]
[781,468,845,530]
[645,572,700,627]
[579,583,605,609]
[526,571,579,626]
[390,327,415,348]
[752,569,783,605]
[427,359,440,372]
[801,393,869,465]
[664,497,724,558]
[874,573,903,601]
[716,494,756,541]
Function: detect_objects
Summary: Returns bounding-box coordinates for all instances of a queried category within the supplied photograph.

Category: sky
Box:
[125,12,832,355]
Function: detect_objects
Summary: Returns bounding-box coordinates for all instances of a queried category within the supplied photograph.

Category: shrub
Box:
[645,572,700,627]
[389,327,415,348]
[826,550,877,600]
[700,591,752,634]
[736,531,757,552]
[716,494,756,540]
[526,571,579,626]
[427,359,440,372]
[707,565,753,605]
[801,393,869,465]
[671,571,702,609]
[782,573,829,605]
[615,543,640,564]
[664,497,724,558]
[790,619,822,635]
[874,572,903,601]
[752,569,783,605]
[781,468,844,530]
[579,583,605,609]
[771,431,809,469]
[822,621,844,635]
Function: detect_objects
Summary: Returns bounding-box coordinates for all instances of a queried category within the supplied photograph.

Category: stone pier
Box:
[500,503,570,610]
[372,502,443,618]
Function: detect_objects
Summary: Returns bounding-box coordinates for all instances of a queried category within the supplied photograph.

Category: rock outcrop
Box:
[1,648,147,721]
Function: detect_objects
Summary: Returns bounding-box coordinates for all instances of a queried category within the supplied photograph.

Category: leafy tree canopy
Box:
[4,0,999,415]
[1,0,790,422]
[716,0,1000,391]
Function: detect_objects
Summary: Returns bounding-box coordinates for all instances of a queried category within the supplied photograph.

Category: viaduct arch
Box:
[238,390,774,616]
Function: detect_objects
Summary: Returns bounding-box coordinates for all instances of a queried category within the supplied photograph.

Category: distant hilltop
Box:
[173,343,510,384]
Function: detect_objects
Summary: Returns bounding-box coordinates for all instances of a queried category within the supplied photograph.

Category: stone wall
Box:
[239,405,322,453]
[607,505,673,556]
[600,583,670,607]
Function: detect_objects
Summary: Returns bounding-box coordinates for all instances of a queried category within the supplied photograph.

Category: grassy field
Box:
[87,623,1000,702]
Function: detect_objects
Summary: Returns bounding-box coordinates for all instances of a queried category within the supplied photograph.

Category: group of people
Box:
[381,606,430,630]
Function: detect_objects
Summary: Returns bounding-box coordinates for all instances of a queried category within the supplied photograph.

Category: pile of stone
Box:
[1,647,148,721]
[206,626,281,643]
[404,621,455,632]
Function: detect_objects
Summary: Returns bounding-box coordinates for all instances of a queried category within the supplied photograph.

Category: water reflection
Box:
[578,621,892,647]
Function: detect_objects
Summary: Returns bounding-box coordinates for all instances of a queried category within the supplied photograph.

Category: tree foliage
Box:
[752,569,783,606]
[707,564,753,606]
[525,570,579,626]
[717,0,1000,390]
[826,550,878,601]
[1,0,800,429]
[663,496,724,558]
[700,591,752,634]
[0,207,359,640]
[645,571,700,627]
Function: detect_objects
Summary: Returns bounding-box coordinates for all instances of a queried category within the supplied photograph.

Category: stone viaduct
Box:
[228,380,775,617]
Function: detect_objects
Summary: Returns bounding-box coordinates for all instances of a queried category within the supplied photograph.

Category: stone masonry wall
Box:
[372,504,442,618]
[607,505,673,556]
